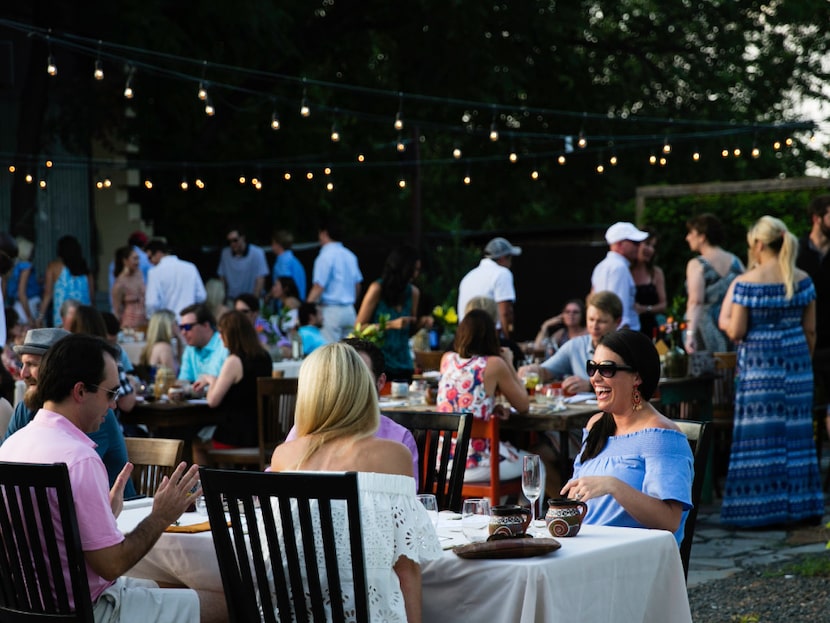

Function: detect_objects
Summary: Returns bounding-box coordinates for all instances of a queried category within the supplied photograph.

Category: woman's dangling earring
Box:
[632,388,643,411]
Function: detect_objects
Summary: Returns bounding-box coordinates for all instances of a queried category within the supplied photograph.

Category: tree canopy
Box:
[4,1,829,245]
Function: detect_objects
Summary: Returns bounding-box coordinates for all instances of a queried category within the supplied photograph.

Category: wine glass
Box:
[522,454,543,526]
[461,498,490,542]
[417,493,439,527]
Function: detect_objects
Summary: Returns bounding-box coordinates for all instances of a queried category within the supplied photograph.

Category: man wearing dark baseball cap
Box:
[591,221,648,331]
[2,328,136,497]
[458,236,522,338]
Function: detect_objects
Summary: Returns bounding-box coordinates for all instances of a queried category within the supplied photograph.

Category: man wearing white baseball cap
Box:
[458,237,522,338]
[591,222,648,331]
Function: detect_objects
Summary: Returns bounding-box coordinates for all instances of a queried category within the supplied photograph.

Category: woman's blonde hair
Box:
[294,342,379,466]
[746,215,798,298]
[141,310,176,365]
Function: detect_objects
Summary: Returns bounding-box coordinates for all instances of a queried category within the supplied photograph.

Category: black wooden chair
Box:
[0,461,94,622]
[673,420,713,580]
[199,468,368,623]
[381,410,472,513]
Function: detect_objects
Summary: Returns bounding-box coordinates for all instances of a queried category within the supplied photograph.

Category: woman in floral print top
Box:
[436,309,530,481]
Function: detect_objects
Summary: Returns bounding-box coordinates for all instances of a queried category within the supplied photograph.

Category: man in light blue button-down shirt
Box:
[307,221,363,342]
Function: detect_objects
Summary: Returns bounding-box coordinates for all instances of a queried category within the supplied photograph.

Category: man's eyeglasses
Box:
[89,384,121,401]
[586,360,636,378]
[179,323,196,332]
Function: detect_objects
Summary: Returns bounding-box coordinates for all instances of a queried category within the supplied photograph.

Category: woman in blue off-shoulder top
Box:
[562,329,693,545]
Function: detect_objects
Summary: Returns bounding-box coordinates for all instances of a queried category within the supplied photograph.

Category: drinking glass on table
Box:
[417,493,439,526]
[461,498,490,543]
[522,455,543,526]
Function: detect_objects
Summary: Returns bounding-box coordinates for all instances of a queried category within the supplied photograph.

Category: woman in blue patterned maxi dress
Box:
[718,216,823,527]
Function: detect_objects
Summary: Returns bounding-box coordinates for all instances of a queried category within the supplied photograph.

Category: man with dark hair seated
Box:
[0,334,202,621]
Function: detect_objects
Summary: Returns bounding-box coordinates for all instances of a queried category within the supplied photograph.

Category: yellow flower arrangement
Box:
[432,304,458,331]
[348,314,388,346]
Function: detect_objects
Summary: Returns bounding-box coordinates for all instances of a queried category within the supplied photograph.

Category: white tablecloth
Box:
[271,360,302,378]
[117,509,691,623]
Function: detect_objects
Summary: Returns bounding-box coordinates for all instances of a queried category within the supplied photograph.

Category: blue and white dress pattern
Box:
[721,278,824,527]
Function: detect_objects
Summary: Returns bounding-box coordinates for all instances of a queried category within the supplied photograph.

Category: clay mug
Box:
[489,504,532,538]
[545,497,588,537]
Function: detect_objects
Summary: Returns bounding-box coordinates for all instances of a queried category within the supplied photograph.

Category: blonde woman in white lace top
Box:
[270,342,441,622]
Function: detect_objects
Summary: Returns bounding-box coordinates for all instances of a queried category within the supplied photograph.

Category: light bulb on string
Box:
[306,172,314,180]
[238,175,246,185]
[47,54,57,76]
[648,153,657,165]
[326,181,335,192]
[324,167,332,176]
[530,167,539,180]
[180,178,189,191]
[254,179,263,190]
[394,93,404,131]
[197,81,208,101]
[8,165,15,173]
[596,164,604,174]
[95,180,103,189]
[283,172,292,181]
[103,178,112,188]
[609,154,618,166]
[557,155,566,165]
[396,133,406,152]
[452,146,462,159]
[733,147,741,157]
[144,178,153,189]
[659,157,667,167]
[773,140,782,150]
[489,121,499,142]
[751,146,760,158]
[195,177,205,189]
[123,74,134,99]
[398,176,407,189]
[300,90,310,117]
[692,148,701,161]
[39,179,47,189]
[93,59,104,81]
[205,96,215,117]
[25,173,33,184]
[330,122,341,143]
[577,130,587,149]
[270,110,280,130]
[45,160,53,168]
[357,154,365,163]
[509,150,518,163]
[721,148,729,158]
[785,137,793,147]
[463,165,472,186]
[662,138,672,154]
[251,176,260,187]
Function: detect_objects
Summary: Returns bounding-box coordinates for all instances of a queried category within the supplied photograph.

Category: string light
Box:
[39,179,47,189]
[509,150,518,163]
[283,172,292,180]
[47,54,57,76]
[530,167,539,179]
[270,109,280,130]
[24,173,33,184]
[306,171,314,180]
[357,153,365,162]
[180,177,189,191]
[785,137,794,147]
[300,89,310,117]
[577,130,587,149]
[721,148,729,158]
[773,140,782,150]
[398,176,406,189]
[452,146,462,159]
[197,81,208,101]
[489,108,499,142]
[238,175,246,185]
[93,59,104,81]
[326,181,335,191]
[662,137,672,154]
[195,177,205,189]
[324,167,332,175]
[144,178,153,189]
[123,73,134,99]
[609,154,618,166]
[45,160,53,168]
[692,150,701,161]
[659,157,667,166]
[204,95,215,117]
[733,148,741,157]
[396,133,406,152]
[751,146,760,158]
[557,155,566,165]
[596,163,604,174]
[330,122,341,143]
[8,165,15,173]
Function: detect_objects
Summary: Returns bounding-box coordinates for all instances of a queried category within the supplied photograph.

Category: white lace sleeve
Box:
[357,472,443,567]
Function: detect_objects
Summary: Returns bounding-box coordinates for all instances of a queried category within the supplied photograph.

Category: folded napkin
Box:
[165,521,212,534]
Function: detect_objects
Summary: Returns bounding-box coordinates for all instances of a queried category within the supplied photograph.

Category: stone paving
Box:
[687,496,830,589]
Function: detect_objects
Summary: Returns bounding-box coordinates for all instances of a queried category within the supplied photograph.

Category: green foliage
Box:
[641,190,817,308]
[764,553,830,578]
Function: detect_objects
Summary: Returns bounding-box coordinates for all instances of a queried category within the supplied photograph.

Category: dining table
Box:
[121,398,230,463]
[116,501,692,623]
[382,396,599,481]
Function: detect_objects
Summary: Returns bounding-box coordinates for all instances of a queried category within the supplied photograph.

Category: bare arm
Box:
[487,356,529,413]
[533,315,563,350]
[394,556,422,623]
[497,301,514,339]
[253,276,265,298]
[684,259,704,353]
[718,279,747,341]
[652,266,668,313]
[39,262,59,325]
[84,462,200,581]
[16,267,35,325]
[561,475,683,533]
[306,283,324,303]
[205,355,243,407]
[355,282,381,325]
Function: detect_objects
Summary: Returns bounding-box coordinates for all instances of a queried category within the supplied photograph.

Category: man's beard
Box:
[22,385,41,411]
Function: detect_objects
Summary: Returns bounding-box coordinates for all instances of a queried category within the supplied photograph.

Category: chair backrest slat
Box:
[257,378,299,470]
[125,437,184,497]
[200,468,368,623]
[0,461,95,623]
[381,410,472,512]
[672,420,713,581]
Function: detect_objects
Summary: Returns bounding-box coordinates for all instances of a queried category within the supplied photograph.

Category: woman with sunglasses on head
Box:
[561,330,693,545]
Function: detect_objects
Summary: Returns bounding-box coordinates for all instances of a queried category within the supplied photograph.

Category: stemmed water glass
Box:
[522,454,543,526]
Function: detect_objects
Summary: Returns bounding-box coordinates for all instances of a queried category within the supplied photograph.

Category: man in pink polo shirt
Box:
[0,334,202,622]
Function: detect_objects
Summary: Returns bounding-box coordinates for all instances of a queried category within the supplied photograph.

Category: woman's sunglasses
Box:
[586,360,636,378]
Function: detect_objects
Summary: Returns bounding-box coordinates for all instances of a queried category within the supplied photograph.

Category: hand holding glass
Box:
[522,455,543,525]
[461,498,490,543]
[417,493,439,526]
